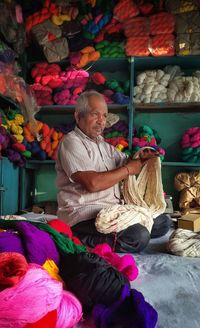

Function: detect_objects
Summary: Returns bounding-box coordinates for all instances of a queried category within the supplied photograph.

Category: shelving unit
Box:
[24,56,200,207]
[130,55,200,208]
[2,54,200,212]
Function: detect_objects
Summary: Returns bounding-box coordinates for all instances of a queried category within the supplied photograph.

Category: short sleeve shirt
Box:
[55,126,128,226]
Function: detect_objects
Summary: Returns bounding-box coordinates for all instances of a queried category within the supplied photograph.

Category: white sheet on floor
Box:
[132,229,200,328]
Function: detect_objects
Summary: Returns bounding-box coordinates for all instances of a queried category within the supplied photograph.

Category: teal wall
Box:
[34,165,57,203]
[134,111,200,161]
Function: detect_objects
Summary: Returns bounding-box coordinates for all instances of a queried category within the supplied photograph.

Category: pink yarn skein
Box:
[0,263,82,328]
[91,243,139,281]
[181,127,200,148]
[61,68,89,88]
[57,290,83,328]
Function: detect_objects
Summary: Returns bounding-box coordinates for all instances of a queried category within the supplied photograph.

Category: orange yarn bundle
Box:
[151,34,175,56]
[75,46,100,68]
[123,12,175,38]
[149,12,175,35]
[123,17,149,38]
[23,121,43,143]
[125,34,175,57]
[113,0,139,22]
[23,120,63,159]
[125,36,150,56]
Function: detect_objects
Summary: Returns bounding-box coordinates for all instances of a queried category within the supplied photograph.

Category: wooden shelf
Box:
[37,103,129,114]
[135,102,200,112]
[25,160,55,169]
[25,160,200,168]
[163,161,200,167]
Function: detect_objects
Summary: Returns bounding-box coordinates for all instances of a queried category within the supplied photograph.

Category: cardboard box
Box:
[178,213,200,232]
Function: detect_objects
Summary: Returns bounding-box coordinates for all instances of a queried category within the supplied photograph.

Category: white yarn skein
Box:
[95,147,166,234]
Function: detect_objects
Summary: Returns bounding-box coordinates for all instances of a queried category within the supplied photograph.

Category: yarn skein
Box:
[0,252,28,287]
[0,263,82,328]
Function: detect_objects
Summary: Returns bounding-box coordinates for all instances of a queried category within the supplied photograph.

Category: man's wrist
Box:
[123,165,130,176]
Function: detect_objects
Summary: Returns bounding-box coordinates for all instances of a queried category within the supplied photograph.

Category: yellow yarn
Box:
[51,14,71,25]
[43,259,64,284]
[6,113,24,141]
[11,124,23,135]
[14,134,24,143]
[116,144,124,152]
[14,114,24,125]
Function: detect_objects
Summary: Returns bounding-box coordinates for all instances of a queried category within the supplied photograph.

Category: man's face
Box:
[75,95,108,140]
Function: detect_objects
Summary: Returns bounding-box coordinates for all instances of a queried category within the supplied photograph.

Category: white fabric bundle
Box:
[167,228,200,257]
[95,148,166,234]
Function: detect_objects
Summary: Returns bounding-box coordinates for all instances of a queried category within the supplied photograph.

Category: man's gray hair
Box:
[75,90,105,116]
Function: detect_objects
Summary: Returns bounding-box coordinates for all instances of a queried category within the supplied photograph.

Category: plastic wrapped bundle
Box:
[125,36,150,56]
[32,19,62,46]
[150,12,175,35]
[151,34,175,56]
[165,0,200,14]
[174,171,200,210]
[113,0,139,22]
[43,37,69,63]
[176,33,200,55]
[0,40,17,64]
[175,11,200,34]
[123,17,149,37]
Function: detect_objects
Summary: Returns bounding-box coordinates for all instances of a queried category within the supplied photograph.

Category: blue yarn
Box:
[37,150,47,161]
[112,92,130,105]
[30,141,41,155]
[22,139,47,160]
[22,139,28,147]
[85,14,112,34]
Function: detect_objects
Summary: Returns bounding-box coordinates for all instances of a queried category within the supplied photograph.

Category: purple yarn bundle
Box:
[104,120,128,135]
[93,284,158,328]
[0,221,59,266]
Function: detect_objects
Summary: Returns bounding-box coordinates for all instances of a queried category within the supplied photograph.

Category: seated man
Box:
[56,90,171,252]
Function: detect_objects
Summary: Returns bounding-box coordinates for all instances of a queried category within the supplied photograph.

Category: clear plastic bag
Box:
[0,62,39,135]
[0,2,26,55]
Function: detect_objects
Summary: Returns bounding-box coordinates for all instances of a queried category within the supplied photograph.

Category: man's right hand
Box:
[125,158,144,175]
